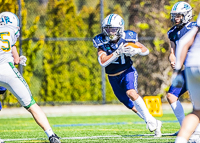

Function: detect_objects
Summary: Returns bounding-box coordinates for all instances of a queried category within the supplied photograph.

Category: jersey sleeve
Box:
[124,30,138,42]
[13,29,20,45]
[8,26,20,46]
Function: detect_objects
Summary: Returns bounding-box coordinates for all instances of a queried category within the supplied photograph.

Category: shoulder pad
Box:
[124,30,138,42]
[93,33,108,48]
[191,22,197,26]
[185,22,197,29]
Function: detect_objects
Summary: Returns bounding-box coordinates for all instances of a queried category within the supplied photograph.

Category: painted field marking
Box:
[53,120,178,127]
[2,134,176,142]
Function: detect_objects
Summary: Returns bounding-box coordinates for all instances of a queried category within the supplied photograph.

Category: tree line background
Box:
[1,0,200,106]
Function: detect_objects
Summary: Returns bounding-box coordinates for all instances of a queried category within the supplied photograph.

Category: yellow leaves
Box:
[136,23,149,30]
[0,0,12,3]
[140,1,145,7]
[34,16,40,24]
[153,38,166,53]
[160,11,167,19]
[161,28,167,35]
[164,5,172,12]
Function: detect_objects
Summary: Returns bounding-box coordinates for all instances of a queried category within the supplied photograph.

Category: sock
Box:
[194,124,200,133]
[171,100,185,126]
[133,96,155,123]
[136,111,144,120]
[175,136,187,143]
[45,128,54,138]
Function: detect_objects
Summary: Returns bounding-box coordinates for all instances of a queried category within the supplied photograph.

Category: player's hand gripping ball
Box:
[124,42,141,57]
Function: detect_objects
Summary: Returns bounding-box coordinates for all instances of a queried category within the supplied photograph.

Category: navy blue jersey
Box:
[93,30,138,74]
[167,22,197,44]
[167,22,196,96]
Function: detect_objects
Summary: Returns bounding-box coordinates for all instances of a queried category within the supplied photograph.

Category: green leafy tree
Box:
[40,0,103,102]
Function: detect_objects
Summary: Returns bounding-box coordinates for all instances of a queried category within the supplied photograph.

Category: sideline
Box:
[0,103,192,118]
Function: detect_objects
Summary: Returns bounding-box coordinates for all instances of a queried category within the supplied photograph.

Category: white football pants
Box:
[0,62,32,107]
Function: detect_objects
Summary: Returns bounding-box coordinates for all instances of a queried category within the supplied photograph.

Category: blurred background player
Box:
[166,1,200,137]
[93,14,162,137]
[173,13,200,143]
[0,12,61,143]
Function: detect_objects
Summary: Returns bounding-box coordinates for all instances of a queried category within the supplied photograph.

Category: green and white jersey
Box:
[0,25,19,64]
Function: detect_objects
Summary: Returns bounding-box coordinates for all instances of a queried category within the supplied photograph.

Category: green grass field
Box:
[0,112,181,143]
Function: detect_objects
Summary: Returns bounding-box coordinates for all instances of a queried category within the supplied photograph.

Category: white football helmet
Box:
[102,14,124,41]
[0,12,19,29]
[170,2,192,27]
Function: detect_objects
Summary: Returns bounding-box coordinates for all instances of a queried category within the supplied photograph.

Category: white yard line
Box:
[2,134,176,142]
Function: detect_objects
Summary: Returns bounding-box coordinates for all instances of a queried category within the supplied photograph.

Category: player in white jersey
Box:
[173,13,200,143]
[0,12,61,143]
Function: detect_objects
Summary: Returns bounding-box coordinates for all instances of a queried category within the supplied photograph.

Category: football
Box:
[125,42,139,48]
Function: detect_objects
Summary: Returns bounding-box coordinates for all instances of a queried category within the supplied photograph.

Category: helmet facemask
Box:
[171,10,192,28]
[102,26,122,41]
[170,13,184,27]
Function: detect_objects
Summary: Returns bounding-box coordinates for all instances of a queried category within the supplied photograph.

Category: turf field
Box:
[0,113,181,143]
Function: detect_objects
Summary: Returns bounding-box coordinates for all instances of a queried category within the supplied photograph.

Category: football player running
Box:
[173,13,200,143]
[93,14,162,137]
[0,12,61,143]
[166,1,200,139]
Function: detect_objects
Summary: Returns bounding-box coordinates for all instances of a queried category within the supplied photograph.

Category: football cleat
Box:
[154,120,162,137]
[146,120,156,132]
[189,132,200,143]
[0,138,4,143]
[49,134,61,143]
[146,120,162,137]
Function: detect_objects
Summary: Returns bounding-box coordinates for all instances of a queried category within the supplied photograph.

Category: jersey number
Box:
[112,54,125,64]
[0,32,11,52]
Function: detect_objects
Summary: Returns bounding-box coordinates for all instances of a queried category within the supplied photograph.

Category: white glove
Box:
[114,43,128,57]
[124,46,142,57]
[171,71,184,88]
[19,55,27,66]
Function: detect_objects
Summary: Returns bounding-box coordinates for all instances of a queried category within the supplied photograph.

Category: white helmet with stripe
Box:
[170,2,192,27]
[102,14,124,41]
